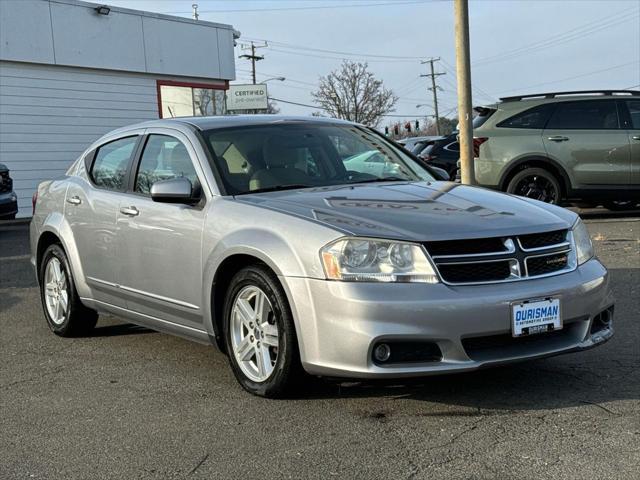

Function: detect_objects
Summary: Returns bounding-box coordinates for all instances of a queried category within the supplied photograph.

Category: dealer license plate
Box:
[511,298,561,337]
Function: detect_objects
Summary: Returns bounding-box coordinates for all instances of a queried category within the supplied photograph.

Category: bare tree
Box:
[312,61,398,127]
[266,99,280,114]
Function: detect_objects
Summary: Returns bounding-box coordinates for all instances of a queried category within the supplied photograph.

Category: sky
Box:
[105,0,640,124]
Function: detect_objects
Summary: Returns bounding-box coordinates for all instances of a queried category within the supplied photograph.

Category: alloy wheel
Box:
[230,285,280,382]
[513,174,558,203]
[44,257,69,325]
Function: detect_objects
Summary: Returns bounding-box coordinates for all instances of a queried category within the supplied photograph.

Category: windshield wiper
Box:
[346,176,410,185]
[238,184,315,195]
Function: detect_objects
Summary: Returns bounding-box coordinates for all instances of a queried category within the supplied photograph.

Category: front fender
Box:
[201,228,310,335]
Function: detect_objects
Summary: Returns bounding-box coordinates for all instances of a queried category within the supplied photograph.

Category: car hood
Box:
[235,181,578,241]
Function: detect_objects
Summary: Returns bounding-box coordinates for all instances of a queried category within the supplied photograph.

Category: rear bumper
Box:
[284,258,613,378]
[0,194,18,218]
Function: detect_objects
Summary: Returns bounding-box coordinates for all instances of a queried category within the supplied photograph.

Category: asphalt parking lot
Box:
[1,212,639,480]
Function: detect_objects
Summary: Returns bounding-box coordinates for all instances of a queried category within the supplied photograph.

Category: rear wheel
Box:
[223,265,302,397]
[39,244,98,336]
[506,167,561,204]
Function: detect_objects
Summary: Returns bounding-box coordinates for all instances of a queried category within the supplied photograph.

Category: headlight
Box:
[572,219,594,265]
[320,237,439,283]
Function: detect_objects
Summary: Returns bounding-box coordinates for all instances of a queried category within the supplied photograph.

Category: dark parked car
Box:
[0,163,18,220]
[416,133,460,180]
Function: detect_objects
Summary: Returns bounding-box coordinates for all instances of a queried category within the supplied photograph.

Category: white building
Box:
[0,0,237,217]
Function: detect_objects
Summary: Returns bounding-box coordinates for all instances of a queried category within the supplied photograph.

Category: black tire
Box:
[603,200,640,211]
[0,214,16,221]
[39,244,98,337]
[506,167,562,204]
[223,264,303,398]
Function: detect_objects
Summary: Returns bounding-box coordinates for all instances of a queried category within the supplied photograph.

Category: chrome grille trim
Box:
[517,239,571,252]
[425,230,575,286]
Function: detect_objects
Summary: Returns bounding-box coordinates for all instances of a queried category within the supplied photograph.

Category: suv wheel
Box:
[223,265,302,397]
[506,167,561,204]
[39,244,98,336]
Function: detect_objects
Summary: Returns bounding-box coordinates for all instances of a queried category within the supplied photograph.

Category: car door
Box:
[65,133,142,307]
[543,99,630,188]
[622,99,640,185]
[115,129,208,331]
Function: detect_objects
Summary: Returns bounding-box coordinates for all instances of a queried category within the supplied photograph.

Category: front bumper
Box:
[284,258,613,378]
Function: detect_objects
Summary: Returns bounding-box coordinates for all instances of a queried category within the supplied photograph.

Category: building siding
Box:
[0,61,223,217]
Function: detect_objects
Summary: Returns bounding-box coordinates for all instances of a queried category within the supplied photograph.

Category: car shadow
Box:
[88,323,156,337]
[291,355,636,414]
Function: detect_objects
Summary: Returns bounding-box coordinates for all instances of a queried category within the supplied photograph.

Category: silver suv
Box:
[30,116,614,397]
[472,90,640,208]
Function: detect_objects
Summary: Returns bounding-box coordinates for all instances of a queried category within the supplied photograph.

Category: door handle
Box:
[547,136,569,142]
[632,135,640,141]
[120,206,139,217]
[66,195,81,205]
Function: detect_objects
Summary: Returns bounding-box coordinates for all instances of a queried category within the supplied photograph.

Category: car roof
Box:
[113,115,358,133]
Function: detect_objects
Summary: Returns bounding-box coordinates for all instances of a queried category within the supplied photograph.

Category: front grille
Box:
[425,229,572,285]
[519,230,567,250]
[438,260,512,283]
[0,171,11,194]
[425,237,507,256]
[461,322,580,361]
[526,252,569,276]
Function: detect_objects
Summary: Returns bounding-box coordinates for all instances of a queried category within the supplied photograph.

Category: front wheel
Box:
[39,244,98,336]
[223,265,303,397]
[506,167,561,204]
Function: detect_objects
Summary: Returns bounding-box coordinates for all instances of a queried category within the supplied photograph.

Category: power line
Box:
[267,46,419,64]
[494,60,640,95]
[241,36,426,60]
[440,57,496,103]
[167,0,433,14]
[268,97,437,118]
[473,7,639,67]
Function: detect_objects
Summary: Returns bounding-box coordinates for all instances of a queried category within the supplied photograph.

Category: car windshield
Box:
[419,144,435,156]
[203,123,435,195]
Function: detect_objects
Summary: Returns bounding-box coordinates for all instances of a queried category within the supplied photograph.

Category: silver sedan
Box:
[30,116,614,397]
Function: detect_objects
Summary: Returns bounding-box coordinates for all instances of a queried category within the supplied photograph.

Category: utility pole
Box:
[239,42,267,84]
[454,0,475,185]
[421,58,445,135]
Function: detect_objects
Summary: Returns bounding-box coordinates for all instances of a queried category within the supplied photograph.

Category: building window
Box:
[157,81,227,118]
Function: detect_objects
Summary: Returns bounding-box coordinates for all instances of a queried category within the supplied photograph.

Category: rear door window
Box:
[626,100,640,129]
[546,100,620,130]
[90,136,138,191]
[497,103,556,129]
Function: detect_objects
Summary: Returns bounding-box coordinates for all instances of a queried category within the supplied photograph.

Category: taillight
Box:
[473,137,488,157]
[32,191,38,215]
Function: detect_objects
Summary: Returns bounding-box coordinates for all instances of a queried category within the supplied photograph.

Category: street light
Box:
[416,104,435,117]
[262,77,286,83]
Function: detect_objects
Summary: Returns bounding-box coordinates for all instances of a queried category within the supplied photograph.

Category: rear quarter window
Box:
[496,103,556,129]
[90,136,138,191]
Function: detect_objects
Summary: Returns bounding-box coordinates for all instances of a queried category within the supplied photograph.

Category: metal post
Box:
[454,0,475,185]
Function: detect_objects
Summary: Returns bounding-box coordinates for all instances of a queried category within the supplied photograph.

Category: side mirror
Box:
[430,166,450,182]
[150,177,198,204]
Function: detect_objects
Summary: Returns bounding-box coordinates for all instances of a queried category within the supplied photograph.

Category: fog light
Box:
[373,343,391,362]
